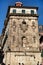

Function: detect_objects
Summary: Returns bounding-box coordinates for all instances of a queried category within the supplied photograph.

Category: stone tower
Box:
[2,2,41,65]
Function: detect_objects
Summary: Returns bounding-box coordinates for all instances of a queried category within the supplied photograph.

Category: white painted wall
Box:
[10,8,37,14]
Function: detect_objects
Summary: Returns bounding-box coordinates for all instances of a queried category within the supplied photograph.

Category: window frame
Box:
[22,10,25,14]
[31,10,34,14]
[13,9,16,13]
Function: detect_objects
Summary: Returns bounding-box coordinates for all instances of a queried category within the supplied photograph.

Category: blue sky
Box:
[0,0,43,34]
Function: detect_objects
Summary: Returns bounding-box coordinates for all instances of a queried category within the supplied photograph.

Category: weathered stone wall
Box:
[3,16,39,52]
[2,9,40,65]
[3,52,41,65]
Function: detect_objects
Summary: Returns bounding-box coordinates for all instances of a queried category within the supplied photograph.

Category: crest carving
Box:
[20,20,28,32]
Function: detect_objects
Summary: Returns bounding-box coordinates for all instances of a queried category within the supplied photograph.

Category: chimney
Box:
[15,2,23,7]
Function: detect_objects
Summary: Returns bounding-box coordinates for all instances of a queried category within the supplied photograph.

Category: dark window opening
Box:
[13,10,16,13]
[31,10,34,14]
[22,10,25,14]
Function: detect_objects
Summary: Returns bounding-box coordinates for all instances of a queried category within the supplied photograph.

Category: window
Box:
[13,10,16,13]
[31,10,34,14]
[22,10,25,14]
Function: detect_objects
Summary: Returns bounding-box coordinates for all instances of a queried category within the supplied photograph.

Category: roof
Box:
[8,6,38,9]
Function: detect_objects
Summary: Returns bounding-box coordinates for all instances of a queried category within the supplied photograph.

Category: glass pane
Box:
[13,10,16,13]
[31,10,34,14]
[22,10,25,14]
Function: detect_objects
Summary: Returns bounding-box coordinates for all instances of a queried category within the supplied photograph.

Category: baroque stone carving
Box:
[33,36,36,43]
[31,21,36,31]
[20,20,28,32]
[13,21,16,31]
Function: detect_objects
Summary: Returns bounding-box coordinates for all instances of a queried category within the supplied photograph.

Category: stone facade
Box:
[0,2,42,65]
[4,52,41,65]
[3,16,39,52]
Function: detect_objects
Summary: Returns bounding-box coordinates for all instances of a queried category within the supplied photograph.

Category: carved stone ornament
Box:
[31,22,36,31]
[13,21,16,31]
[20,20,28,32]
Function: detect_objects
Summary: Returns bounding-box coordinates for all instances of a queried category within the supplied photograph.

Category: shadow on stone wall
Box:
[0,49,5,65]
